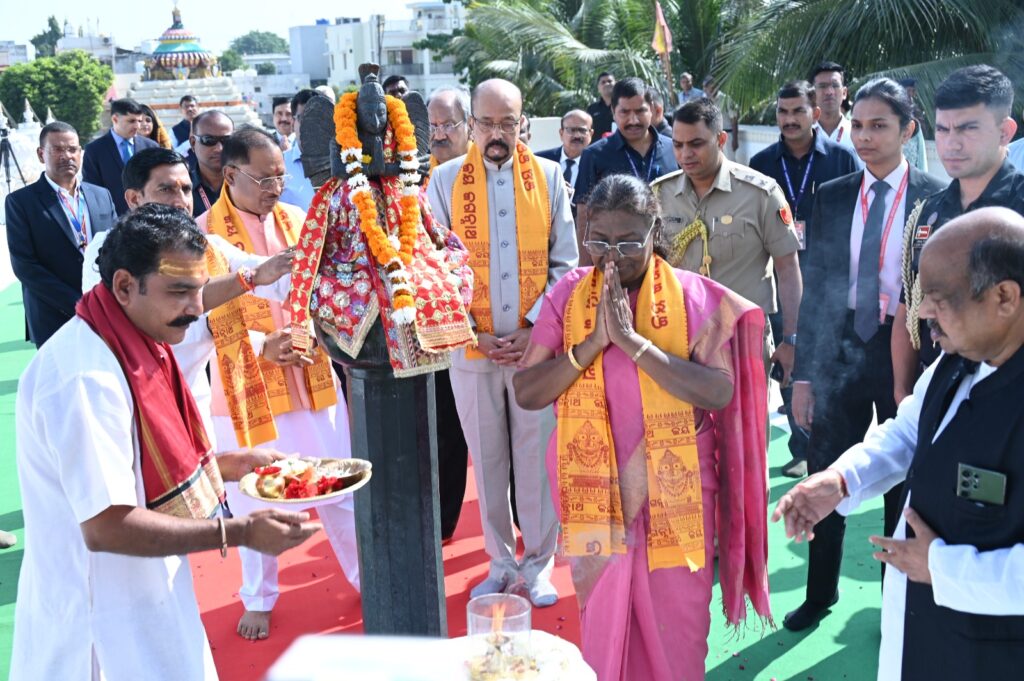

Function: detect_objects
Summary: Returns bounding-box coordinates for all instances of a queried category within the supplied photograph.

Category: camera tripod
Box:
[0,126,26,196]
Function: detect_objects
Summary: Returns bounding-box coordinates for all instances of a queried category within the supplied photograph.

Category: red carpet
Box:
[192,460,582,680]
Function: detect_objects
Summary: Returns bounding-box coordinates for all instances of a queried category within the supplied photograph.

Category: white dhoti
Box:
[214,388,361,612]
[450,362,559,583]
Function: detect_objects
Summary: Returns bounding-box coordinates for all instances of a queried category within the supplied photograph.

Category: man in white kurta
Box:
[773,208,1024,680]
[12,205,321,680]
[197,127,359,640]
[427,79,578,606]
[12,316,219,680]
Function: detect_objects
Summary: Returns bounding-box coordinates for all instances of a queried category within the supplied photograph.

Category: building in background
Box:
[326,1,465,94]
[240,53,292,75]
[290,21,331,85]
[0,42,35,72]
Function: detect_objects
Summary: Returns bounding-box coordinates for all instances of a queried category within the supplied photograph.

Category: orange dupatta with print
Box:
[451,142,550,359]
[205,190,337,448]
[558,256,706,572]
[76,284,226,519]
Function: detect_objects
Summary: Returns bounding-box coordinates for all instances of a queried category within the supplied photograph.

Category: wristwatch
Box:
[781,334,797,346]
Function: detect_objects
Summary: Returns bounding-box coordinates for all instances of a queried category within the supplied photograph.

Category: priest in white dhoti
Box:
[773,208,1024,681]
[11,204,321,681]
[196,126,360,641]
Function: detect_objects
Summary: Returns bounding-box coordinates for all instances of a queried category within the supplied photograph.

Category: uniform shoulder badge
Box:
[730,164,775,193]
[651,168,686,188]
[779,204,793,225]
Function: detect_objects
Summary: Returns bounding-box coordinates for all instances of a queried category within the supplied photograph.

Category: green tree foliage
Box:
[230,31,289,55]
[0,50,112,138]
[715,0,1024,124]
[219,49,245,73]
[30,16,62,59]
[449,0,750,116]
[256,63,277,76]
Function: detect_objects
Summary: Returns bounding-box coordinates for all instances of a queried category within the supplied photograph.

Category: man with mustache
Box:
[427,78,578,607]
[427,86,472,167]
[11,203,322,680]
[656,98,802,388]
[196,127,361,640]
[188,110,234,216]
[5,121,117,347]
[750,80,859,478]
[775,206,1024,680]
[537,109,593,203]
[893,65,1024,404]
[586,71,616,141]
[809,61,861,165]
[575,77,678,264]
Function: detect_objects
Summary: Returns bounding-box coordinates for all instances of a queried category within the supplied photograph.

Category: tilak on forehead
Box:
[157,255,208,279]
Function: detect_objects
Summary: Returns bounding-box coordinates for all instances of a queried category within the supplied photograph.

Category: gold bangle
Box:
[631,338,653,363]
[566,344,585,372]
[217,516,228,558]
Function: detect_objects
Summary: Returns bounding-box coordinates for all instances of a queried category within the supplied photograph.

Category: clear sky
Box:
[4,0,415,55]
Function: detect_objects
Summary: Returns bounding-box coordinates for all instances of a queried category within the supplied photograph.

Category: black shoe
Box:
[783,594,839,631]
[781,457,808,478]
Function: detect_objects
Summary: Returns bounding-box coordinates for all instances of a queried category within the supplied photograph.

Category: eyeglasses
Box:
[195,134,230,147]
[472,117,520,135]
[583,219,657,258]
[429,120,466,136]
[230,166,291,192]
[45,145,82,155]
[561,126,592,136]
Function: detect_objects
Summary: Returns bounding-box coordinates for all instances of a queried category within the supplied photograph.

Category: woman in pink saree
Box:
[514,175,771,680]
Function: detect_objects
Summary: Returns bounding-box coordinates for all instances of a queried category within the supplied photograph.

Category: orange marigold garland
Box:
[335,92,421,324]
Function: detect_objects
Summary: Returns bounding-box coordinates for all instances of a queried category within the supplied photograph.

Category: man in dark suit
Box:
[786,78,946,631]
[750,80,860,478]
[172,94,199,148]
[5,121,117,347]
[536,109,593,204]
[83,98,159,215]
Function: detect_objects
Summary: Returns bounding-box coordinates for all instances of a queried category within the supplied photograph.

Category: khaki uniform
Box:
[653,159,800,314]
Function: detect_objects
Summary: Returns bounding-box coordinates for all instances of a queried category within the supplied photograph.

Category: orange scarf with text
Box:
[451,142,550,358]
[558,257,706,572]
[205,190,337,448]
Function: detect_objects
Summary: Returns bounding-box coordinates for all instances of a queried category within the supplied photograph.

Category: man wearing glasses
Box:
[426,86,472,173]
[537,109,594,203]
[188,110,234,216]
[426,78,578,608]
[196,126,361,641]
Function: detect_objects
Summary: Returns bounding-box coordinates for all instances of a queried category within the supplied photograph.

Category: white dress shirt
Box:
[1007,138,1024,173]
[559,148,581,189]
[831,357,1024,681]
[819,118,864,168]
[43,173,93,245]
[847,159,909,317]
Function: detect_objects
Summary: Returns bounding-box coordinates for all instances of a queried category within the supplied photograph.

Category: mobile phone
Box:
[770,362,785,383]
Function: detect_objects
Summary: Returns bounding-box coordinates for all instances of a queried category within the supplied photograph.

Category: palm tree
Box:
[450,0,745,116]
[714,0,1024,122]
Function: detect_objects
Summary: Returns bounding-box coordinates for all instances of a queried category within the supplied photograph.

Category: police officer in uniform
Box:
[894,65,1024,402]
[655,97,803,383]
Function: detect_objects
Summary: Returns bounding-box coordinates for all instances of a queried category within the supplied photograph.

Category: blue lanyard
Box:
[57,189,88,248]
[625,138,660,183]
[780,152,815,213]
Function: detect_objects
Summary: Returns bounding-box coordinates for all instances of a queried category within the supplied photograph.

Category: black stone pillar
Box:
[318,320,446,636]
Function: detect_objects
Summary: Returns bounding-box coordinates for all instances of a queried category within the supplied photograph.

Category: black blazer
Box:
[5,176,117,346]
[82,131,159,215]
[794,166,946,384]
[536,146,562,163]
[172,119,191,147]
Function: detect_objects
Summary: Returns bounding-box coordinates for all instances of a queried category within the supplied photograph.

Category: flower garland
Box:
[335,91,421,324]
